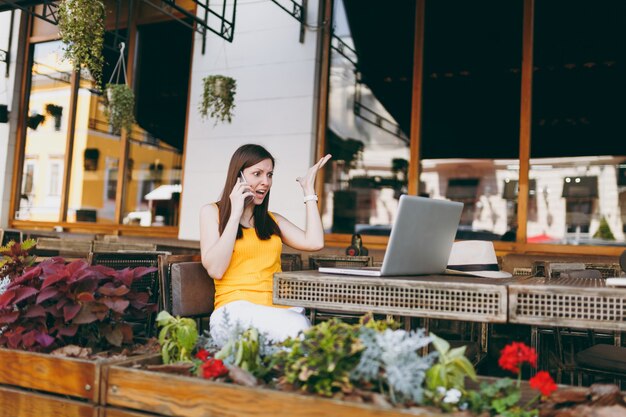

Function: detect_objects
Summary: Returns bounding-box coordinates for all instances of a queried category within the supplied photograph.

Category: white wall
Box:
[0,10,21,229]
[179,0,322,240]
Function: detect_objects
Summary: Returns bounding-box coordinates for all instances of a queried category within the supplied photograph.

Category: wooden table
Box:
[273,270,511,322]
[508,275,626,348]
[274,270,514,358]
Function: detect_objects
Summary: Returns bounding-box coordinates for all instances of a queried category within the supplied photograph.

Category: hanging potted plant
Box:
[45,104,63,131]
[57,0,106,86]
[105,83,135,135]
[26,113,46,130]
[104,43,135,135]
[199,75,236,124]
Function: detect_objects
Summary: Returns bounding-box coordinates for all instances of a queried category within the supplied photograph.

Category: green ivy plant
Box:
[156,311,199,364]
[199,75,236,124]
[105,83,136,135]
[273,318,363,397]
[58,0,105,86]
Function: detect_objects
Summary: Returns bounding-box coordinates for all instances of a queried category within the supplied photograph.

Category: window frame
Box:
[316,0,625,257]
[8,3,188,238]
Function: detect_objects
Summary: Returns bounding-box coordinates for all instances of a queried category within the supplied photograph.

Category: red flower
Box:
[195,349,211,361]
[498,342,538,374]
[201,358,229,379]
[529,371,557,396]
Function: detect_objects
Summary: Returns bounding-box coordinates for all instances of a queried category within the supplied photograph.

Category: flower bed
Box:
[0,243,160,411]
[105,354,440,417]
[101,313,566,417]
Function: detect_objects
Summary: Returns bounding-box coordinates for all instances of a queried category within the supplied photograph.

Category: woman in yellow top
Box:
[200,144,331,343]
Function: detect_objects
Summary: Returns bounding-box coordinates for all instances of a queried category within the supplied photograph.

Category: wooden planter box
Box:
[104,408,155,417]
[0,347,154,405]
[0,385,98,417]
[0,347,105,402]
[106,356,443,417]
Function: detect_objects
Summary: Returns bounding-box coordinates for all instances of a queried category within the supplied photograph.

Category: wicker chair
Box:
[545,269,623,385]
[92,241,157,253]
[306,255,376,324]
[89,251,168,337]
[35,237,92,260]
[158,254,214,332]
[571,254,626,387]
[0,229,23,246]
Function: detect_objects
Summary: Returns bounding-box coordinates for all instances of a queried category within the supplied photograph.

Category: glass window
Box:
[65,48,123,224]
[18,41,73,222]
[420,0,523,242]
[528,0,626,245]
[123,138,182,227]
[48,161,62,196]
[17,17,191,230]
[22,161,35,196]
[119,19,190,227]
[322,0,415,236]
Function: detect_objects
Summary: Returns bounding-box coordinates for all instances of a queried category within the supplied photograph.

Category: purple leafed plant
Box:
[0,258,156,352]
[0,239,37,281]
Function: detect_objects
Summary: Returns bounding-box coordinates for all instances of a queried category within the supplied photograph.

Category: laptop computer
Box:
[318,195,463,277]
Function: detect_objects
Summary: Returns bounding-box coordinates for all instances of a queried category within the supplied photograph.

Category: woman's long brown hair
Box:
[217,144,282,240]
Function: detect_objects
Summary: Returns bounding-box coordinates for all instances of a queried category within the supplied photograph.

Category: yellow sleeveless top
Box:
[213,211,284,310]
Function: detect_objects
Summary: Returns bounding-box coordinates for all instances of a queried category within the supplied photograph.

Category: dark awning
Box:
[446,178,479,200]
[562,176,598,199]
[0,0,51,13]
[502,179,537,200]
[343,0,415,137]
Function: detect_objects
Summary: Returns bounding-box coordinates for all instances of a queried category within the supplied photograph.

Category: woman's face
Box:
[241,158,274,205]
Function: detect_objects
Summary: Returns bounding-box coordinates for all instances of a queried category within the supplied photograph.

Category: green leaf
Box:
[176,325,198,352]
[158,325,171,345]
[430,332,450,354]
[162,344,170,364]
[156,310,173,325]
[448,345,467,359]
[454,357,478,381]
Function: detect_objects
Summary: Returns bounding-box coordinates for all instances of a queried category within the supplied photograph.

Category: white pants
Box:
[209,300,311,345]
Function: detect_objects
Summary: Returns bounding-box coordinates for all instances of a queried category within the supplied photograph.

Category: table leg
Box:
[422,318,430,356]
[530,325,538,376]
[480,323,489,354]
[403,316,411,331]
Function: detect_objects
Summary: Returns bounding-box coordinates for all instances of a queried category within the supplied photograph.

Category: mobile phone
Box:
[240,171,253,202]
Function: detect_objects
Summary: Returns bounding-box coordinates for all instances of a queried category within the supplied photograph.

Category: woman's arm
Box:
[274,154,331,251]
[199,181,253,279]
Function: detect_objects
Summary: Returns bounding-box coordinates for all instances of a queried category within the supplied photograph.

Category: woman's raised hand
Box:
[229,178,254,216]
[296,154,332,194]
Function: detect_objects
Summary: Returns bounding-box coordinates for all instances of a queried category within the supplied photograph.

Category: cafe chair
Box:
[574,343,626,388]
[89,251,168,337]
[158,254,214,332]
[573,251,626,388]
[0,228,23,246]
[547,268,623,385]
[280,253,303,272]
